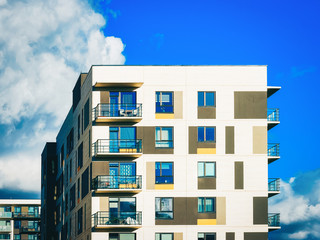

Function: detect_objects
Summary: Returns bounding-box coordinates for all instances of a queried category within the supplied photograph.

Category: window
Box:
[155,162,173,184]
[198,92,215,107]
[67,128,74,156]
[70,184,76,210]
[77,178,80,201]
[81,167,89,199]
[77,207,83,235]
[14,220,21,229]
[198,233,216,240]
[77,143,83,170]
[14,235,21,240]
[109,233,136,240]
[156,233,173,240]
[84,98,89,130]
[60,144,64,168]
[155,127,173,148]
[197,127,215,142]
[156,92,174,113]
[155,198,173,219]
[198,162,216,177]
[77,115,80,140]
[0,234,10,240]
[198,197,215,213]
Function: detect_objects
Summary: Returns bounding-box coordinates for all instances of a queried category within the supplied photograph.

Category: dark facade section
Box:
[72,74,87,112]
[225,126,234,154]
[226,232,235,240]
[198,177,216,189]
[41,142,57,240]
[253,197,268,224]
[234,91,267,119]
[198,106,216,119]
[137,127,174,154]
[234,162,244,189]
[244,232,268,240]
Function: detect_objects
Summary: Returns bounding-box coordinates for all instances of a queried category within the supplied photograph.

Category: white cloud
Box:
[288,231,309,239]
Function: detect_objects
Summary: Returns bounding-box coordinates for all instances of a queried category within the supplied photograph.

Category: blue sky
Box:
[0,0,319,239]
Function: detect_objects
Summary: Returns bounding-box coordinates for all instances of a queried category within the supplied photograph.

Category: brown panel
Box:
[235,162,244,189]
[100,91,109,104]
[21,206,28,212]
[244,232,268,240]
[186,197,198,225]
[226,232,235,240]
[216,197,226,225]
[174,91,183,119]
[92,161,108,179]
[21,220,28,227]
[189,127,197,154]
[198,177,216,189]
[197,211,216,219]
[253,197,268,224]
[198,107,216,119]
[225,126,235,154]
[234,92,267,119]
[139,127,155,154]
[197,142,216,148]
[253,126,267,154]
[146,162,155,190]
[174,233,183,240]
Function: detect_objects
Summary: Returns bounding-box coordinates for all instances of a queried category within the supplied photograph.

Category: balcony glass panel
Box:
[267,108,280,122]
[268,213,280,227]
[268,143,280,156]
[92,211,142,226]
[268,178,280,191]
[93,103,142,119]
[92,176,142,190]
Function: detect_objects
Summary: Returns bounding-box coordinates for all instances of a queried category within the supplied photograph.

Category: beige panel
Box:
[253,126,267,154]
[100,91,109,104]
[225,126,235,154]
[234,91,267,119]
[235,162,244,189]
[188,127,197,154]
[174,232,183,240]
[99,197,108,211]
[92,161,108,179]
[198,107,216,119]
[216,197,226,225]
[174,91,183,119]
[146,162,155,190]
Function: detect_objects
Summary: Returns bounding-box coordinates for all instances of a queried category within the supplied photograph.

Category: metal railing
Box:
[92,211,142,226]
[13,212,40,218]
[92,175,142,190]
[155,176,174,184]
[0,212,12,218]
[20,226,40,232]
[0,225,11,232]
[155,140,173,148]
[268,143,280,157]
[93,139,142,155]
[267,108,280,122]
[268,213,280,227]
[268,178,280,191]
[93,103,142,119]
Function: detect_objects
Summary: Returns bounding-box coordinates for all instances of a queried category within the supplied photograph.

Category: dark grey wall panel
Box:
[253,197,268,224]
[225,126,235,154]
[244,232,268,240]
[226,232,235,240]
[235,162,244,189]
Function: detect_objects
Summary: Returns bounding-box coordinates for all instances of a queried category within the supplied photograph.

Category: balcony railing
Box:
[0,212,12,218]
[92,175,142,190]
[92,211,142,227]
[93,103,142,120]
[93,139,142,156]
[268,143,280,157]
[20,226,40,232]
[268,213,280,227]
[0,225,11,232]
[268,178,280,191]
[267,108,280,122]
[13,212,40,218]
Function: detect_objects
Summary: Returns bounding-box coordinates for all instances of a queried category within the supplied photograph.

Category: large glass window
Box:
[155,162,173,184]
[198,233,216,240]
[109,233,136,240]
[198,198,215,213]
[198,92,215,107]
[0,234,10,240]
[197,127,215,142]
[155,198,173,219]
[155,127,173,148]
[156,233,173,240]
[198,162,216,177]
[156,92,174,113]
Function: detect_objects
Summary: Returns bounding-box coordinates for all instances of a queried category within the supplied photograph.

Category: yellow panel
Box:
[197,148,216,154]
[155,114,174,119]
[119,184,137,189]
[197,219,217,225]
[154,184,174,190]
[119,149,137,153]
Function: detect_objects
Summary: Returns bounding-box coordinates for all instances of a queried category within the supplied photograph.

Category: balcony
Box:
[13,212,40,218]
[268,213,281,231]
[268,143,280,163]
[0,212,12,218]
[267,108,280,130]
[20,226,40,233]
[92,175,142,194]
[268,178,280,197]
[0,225,11,232]
[93,103,142,123]
[92,139,142,158]
[92,211,142,229]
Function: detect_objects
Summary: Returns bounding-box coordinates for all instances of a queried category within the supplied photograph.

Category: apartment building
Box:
[41,65,281,240]
[0,199,41,240]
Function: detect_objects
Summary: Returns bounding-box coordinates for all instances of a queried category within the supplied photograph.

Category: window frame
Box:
[156,91,174,113]
[155,162,174,184]
[198,232,216,240]
[198,162,216,178]
[198,197,215,213]
[156,233,174,240]
[155,197,174,220]
[198,91,216,107]
[109,233,136,240]
[155,127,173,148]
[197,127,216,142]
